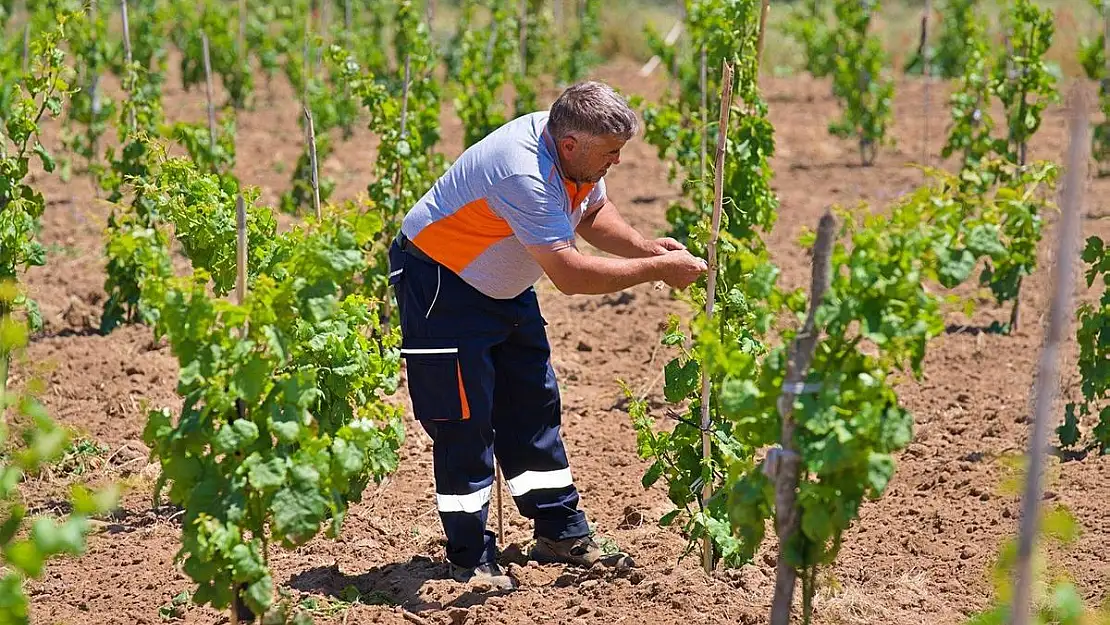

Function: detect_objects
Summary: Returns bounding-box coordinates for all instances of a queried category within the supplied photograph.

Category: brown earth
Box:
[9,56,1110,625]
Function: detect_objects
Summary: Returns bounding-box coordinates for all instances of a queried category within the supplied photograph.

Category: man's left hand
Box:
[646,237,686,255]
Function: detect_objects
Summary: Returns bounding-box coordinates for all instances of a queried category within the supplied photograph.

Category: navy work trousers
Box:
[389,236,590,568]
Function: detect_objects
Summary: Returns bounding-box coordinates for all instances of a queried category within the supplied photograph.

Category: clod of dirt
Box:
[576,341,593,352]
[447,607,469,625]
[617,506,644,529]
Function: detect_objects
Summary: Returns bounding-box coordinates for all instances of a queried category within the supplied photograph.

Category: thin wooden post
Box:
[303,6,311,102]
[767,210,836,625]
[120,0,136,131]
[303,106,322,220]
[697,60,735,574]
[1103,0,1109,85]
[393,54,412,200]
[202,31,217,153]
[344,0,351,31]
[236,194,247,306]
[1009,86,1088,625]
[922,0,932,164]
[89,0,102,172]
[425,0,435,28]
[699,46,707,191]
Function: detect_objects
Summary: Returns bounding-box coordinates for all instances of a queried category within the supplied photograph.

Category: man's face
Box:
[557,133,626,183]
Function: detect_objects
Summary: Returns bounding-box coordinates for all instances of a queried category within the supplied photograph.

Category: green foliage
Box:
[941,5,995,172]
[1,11,75,331]
[1079,0,1110,176]
[827,0,895,166]
[561,0,601,84]
[515,0,556,117]
[782,0,836,78]
[169,115,237,182]
[142,202,404,616]
[60,3,117,178]
[906,0,982,78]
[0,284,118,625]
[631,0,782,567]
[1060,237,1110,453]
[170,0,254,109]
[453,0,518,148]
[640,0,779,244]
[994,0,1058,168]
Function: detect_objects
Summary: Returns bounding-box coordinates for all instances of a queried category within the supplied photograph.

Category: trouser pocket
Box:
[401,338,470,422]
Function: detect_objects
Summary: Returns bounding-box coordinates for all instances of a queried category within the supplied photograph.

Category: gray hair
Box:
[547,81,640,142]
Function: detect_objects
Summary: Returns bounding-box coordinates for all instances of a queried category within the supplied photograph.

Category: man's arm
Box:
[528,244,705,295]
[576,200,684,258]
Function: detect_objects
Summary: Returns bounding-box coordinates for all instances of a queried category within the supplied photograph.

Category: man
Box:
[389,81,707,590]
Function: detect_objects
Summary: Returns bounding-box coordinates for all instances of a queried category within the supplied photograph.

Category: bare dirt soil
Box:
[10,58,1110,625]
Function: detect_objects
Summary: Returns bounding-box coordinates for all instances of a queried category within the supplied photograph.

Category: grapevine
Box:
[1058,236,1110,452]
[782,0,836,79]
[1,12,75,333]
[827,0,895,166]
[1079,0,1110,176]
[453,0,518,148]
[905,0,982,78]
[631,0,781,566]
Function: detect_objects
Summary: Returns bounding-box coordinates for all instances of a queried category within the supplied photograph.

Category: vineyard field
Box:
[8,46,1110,625]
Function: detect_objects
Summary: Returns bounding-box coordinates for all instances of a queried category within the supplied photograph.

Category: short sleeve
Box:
[487,174,576,250]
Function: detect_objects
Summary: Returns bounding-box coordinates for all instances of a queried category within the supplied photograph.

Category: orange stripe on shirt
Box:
[562,179,595,210]
[411,197,514,274]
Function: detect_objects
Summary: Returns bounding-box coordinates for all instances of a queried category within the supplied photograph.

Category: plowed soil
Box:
[11,57,1110,625]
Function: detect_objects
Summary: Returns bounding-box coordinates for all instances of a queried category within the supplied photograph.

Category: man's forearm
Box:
[549,252,665,295]
[576,202,655,258]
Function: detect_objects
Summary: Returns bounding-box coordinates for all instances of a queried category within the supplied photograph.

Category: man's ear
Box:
[559,135,578,155]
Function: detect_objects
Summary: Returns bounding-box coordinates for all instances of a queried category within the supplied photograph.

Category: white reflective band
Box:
[436,485,493,513]
[506,468,574,497]
[400,348,459,355]
[389,269,404,278]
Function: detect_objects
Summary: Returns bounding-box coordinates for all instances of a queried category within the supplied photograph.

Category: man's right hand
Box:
[657,249,708,289]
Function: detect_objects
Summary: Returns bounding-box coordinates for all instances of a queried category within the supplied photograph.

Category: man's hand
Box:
[645,237,687,255]
[657,249,707,289]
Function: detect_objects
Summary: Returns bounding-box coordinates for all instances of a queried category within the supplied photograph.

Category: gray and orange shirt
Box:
[400,112,607,299]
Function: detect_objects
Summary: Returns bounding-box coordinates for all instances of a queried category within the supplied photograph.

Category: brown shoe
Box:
[531,535,636,569]
[448,562,516,591]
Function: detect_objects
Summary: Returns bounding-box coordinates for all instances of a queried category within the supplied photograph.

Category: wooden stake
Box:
[699,46,707,192]
[425,0,434,28]
[756,0,770,69]
[922,0,932,165]
[697,60,734,574]
[1103,0,1109,86]
[202,31,217,153]
[120,0,136,131]
[303,106,322,220]
[1009,85,1088,625]
[303,6,311,102]
[89,0,101,169]
[236,194,247,306]
[495,462,504,544]
[344,0,351,31]
[768,210,836,625]
[394,54,412,200]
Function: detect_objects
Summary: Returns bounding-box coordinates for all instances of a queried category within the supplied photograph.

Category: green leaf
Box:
[866,453,895,496]
[663,358,699,403]
[641,461,663,489]
[212,420,259,455]
[659,509,681,528]
[1057,403,1081,449]
[246,457,288,492]
[242,575,273,615]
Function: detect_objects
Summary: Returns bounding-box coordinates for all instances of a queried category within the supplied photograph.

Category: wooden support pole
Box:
[768,210,836,625]
[236,194,247,306]
[922,0,932,165]
[757,0,770,69]
[699,46,707,193]
[697,60,734,574]
[393,54,411,200]
[202,31,217,153]
[1009,85,1088,625]
[303,106,322,220]
[120,0,136,132]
